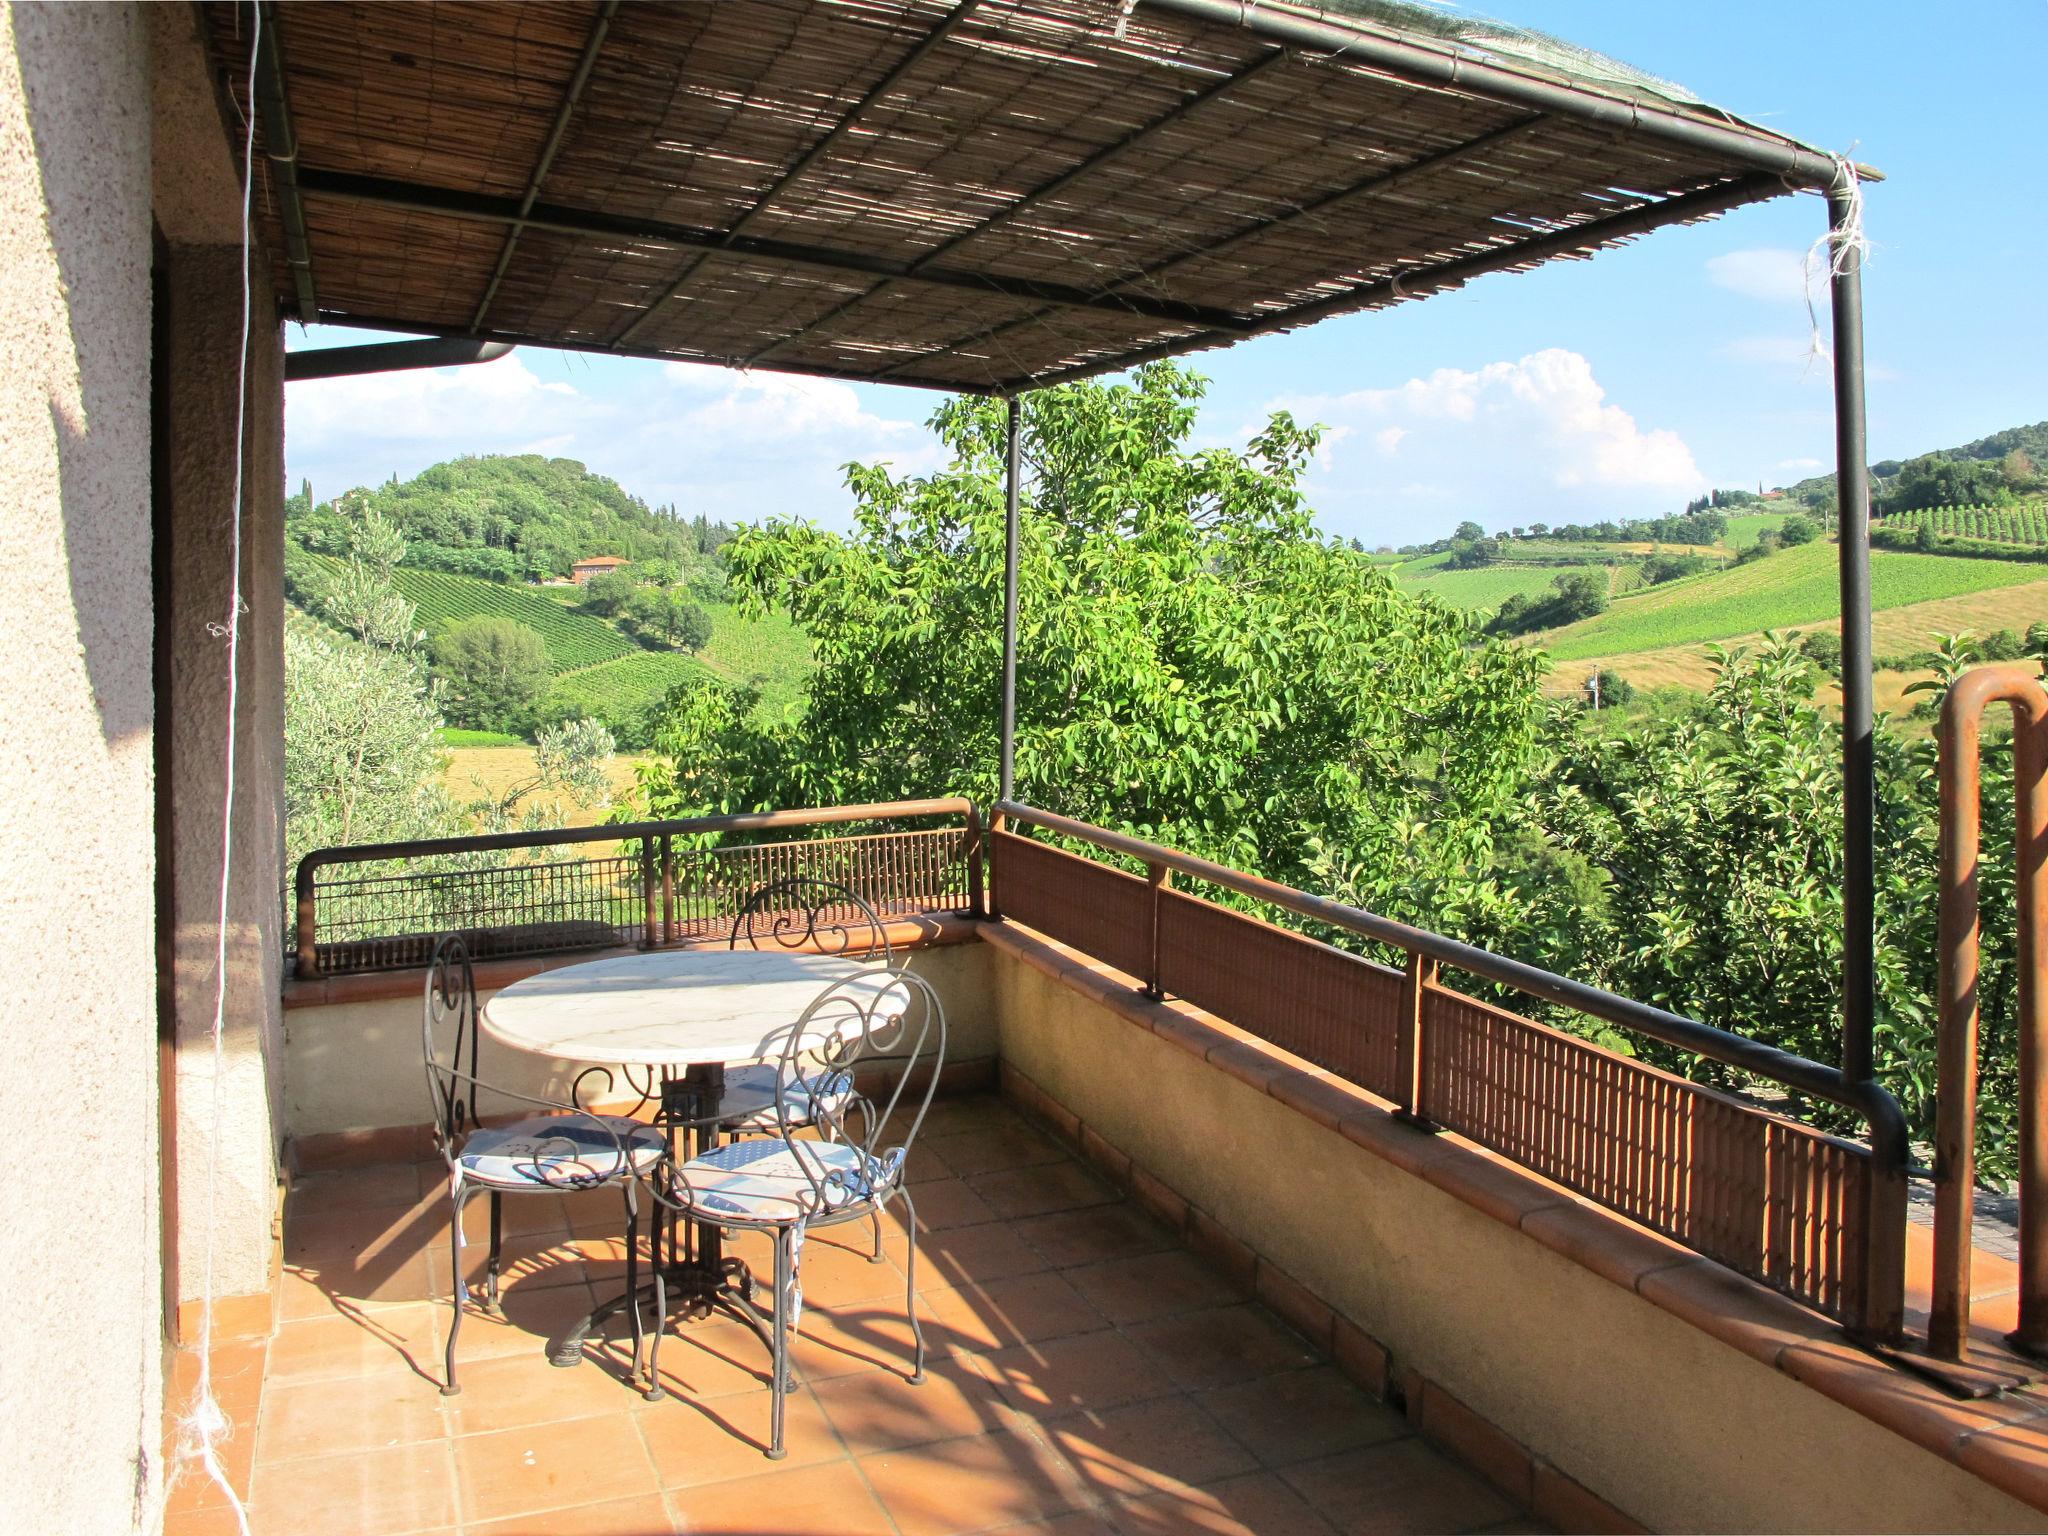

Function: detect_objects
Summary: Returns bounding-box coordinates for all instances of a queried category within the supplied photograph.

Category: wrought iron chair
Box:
[714,876,894,1136]
[649,964,945,1459]
[422,935,666,1395]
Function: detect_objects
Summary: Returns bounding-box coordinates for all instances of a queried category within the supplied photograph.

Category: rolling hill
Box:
[1534,541,2041,662]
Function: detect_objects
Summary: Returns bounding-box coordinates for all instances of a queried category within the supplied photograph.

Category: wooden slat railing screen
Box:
[1422,986,1871,1320]
[1158,889,1404,1101]
[991,829,1153,982]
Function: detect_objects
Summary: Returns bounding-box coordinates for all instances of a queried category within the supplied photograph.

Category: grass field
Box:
[439,727,521,747]
[1721,510,1796,548]
[1541,575,2048,726]
[443,746,648,827]
[1535,542,2042,662]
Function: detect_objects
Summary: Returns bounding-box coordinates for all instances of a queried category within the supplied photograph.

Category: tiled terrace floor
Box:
[167,1095,1541,1535]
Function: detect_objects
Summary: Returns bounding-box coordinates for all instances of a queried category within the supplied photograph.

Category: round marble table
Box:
[480,947,886,1379]
[479,948,889,1068]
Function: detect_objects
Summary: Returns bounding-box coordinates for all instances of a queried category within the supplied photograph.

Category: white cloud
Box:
[1707,247,1813,305]
[1260,349,1704,542]
[1777,456,1824,471]
[287,344,946,528]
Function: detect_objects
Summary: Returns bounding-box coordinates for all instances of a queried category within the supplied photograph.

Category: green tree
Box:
[638,363,1544,894]
[1777,514,1821,547]
[624,585,714,651]
[578,568,638,617]
[430,616,551,730]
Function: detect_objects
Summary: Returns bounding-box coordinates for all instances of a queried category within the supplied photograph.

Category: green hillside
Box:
[298,553,638,672]
[1539,540,2043,661]
[543,651,717,726]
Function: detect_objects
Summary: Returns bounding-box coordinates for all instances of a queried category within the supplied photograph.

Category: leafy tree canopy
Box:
[638,362,1544,891]
[430,616,552,730]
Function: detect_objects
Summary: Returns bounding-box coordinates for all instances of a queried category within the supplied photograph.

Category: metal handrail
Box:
[1933,666,2048,1361]
[295,797,984,977]
[995,797,1909,1339]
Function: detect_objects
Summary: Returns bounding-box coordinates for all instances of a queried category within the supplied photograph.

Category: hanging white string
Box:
[170,2,260,1531]
[1798,153,1868,372]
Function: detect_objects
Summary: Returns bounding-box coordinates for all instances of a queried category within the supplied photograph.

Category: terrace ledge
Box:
[978,917,2048,1519]
[281,911,984,1010]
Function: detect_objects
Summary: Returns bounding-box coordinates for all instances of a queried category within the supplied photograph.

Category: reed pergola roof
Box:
[208,0,1846,395]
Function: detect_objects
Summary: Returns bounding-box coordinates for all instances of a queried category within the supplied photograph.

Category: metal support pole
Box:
[1828,177,1876,1086]
[999,396,1022,804]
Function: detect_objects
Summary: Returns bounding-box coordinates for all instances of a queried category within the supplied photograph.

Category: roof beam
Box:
[470,0,620,333]
[249,1,317,323]
[1024,171,1785,390]
[874,110,1548,382]
[1141,0,1848,189]
[609,0,989,349]
[306,309,993,396]
[297,168,1256,334]
[743,44,1289,369]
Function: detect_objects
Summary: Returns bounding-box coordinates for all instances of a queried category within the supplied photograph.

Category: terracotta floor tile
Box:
[1114,1470,1341,1536]
[975,1331,1178,1419]
[440,1233,634,1298]
[922,1096,1026,1138]
[970,1163,1118,1222]
[1126,1306,1319,1392]
[247,1439,458,1536]
[1196,1367,1409,1469]
[906,1141,958,1185]
[814,1357,1013,1453]
[446,1276,604,1365]
[455,1410,658,1524]
[668,1458,895,1535]
[289,1162,429,1215]
[862,1427,1100,1536]
[1047,1393,1259,1502]
[899,1177,1000,1232]
[285,1199,442,1268]
[256,1370,446,1462]
[640,1385,844,1486]
[923,1272,1111,1355]
[443,1345,653,1433]
[470,1492,679,1536]
[1279,1439,1516,1536]
[791,1302,924,1381]
[915,1223,1055,1291]
[288,1245,438,1307]
[163,1418,259,1513]
[1012,1206,1176,1270]
[1065,1250,1248,1326]
[265,1304,442,1386]
[641,1321,779,1402]
[985,1513,1122,1536]
[928,1123,1069,1179]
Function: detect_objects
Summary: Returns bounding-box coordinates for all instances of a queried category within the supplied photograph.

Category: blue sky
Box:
[285,1,2047,549]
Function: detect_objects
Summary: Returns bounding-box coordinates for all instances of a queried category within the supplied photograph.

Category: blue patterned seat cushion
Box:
[457,1114,663,1189]
[667,1137,902,1225]
[717,1062,857,1131]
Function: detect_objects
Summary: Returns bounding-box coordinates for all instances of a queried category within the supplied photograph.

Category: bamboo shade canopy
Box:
[205,0,1846,395]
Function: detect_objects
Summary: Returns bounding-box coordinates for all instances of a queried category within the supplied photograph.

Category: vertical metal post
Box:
[999,395,1022,806]
[1144,862,1169,1001]
[1395,950,1438,1128]
[1829,176,1877,1086]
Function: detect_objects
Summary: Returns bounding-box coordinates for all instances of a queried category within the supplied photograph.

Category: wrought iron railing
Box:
[293,798,983,977]
[991,800,1909,1340]
[1933,666,2047,1364]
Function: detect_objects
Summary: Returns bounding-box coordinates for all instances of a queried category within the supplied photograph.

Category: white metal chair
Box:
[714,876,893,1135]
[649,963,946,1458]
[422,935,666,1395]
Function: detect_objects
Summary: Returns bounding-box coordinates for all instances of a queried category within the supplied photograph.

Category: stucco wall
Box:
[162,233,287,1309]
[0,5,161,1530]
[990,944,2041,1534]
[284,941,998,1141]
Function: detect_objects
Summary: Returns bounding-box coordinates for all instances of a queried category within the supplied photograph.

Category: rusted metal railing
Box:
[1933,666,2048,1360]
[294,798,984,977]
[992,800,1909,1339]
